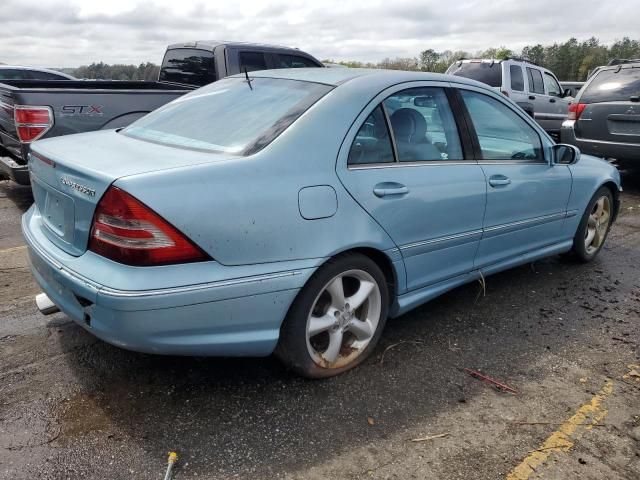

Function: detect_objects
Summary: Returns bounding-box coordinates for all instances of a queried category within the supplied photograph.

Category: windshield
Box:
[447,62,502,87]
[123,77,333,155]
[581,67,640,103]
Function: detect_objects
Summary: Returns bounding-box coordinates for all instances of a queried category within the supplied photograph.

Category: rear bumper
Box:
[22,205,313,356]
[561,120,639,163]
[0,155,29,184]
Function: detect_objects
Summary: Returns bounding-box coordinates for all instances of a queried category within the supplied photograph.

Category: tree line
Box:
[326,37,640,81]
[56,37,639,82]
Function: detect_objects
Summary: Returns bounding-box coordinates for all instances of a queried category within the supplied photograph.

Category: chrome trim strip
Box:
[565,209,579,218]
[401,229,483,250]
[23,215,303,299]
[483,212,565,234]
[477,160,547,165]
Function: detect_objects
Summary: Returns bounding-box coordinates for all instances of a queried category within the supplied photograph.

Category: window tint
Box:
[581,67,640,103]
[460,90,543,161]
[348,106,394,165]
[510,65,524,91]
[527,67,545,94]
[159,48,217,86]
[543,73,561,96]
[384,87,463,162]
[275,54,319,68]
[239,52,268,72]
[447,62,502,87]
[0,69,27,80]
[124,77,332,156]
[27,71,69,80]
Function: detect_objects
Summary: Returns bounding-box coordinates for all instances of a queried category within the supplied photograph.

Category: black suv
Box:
[561,60,640,167]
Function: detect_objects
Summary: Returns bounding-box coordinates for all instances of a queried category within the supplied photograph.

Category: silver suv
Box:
[446,58,571,138]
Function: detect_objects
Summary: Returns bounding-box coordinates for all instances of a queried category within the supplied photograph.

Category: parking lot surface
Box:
[1,172,639,480]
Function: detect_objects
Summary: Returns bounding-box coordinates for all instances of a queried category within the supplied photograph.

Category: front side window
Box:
[543,73,562,97]
[275,54,319,68]
[384,87,463,162]
[527,67,545,94]
[124,77,332,156]
[510,65,524,91]
[0,69,27,80]
[239,52,268,72]
[581,67,640,103]
[348,106,394,165]
[460,90,543,161]
[159,48,217,86]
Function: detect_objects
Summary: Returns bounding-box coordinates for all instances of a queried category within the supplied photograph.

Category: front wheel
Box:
[275,253,389,378]
[571,187,614,262]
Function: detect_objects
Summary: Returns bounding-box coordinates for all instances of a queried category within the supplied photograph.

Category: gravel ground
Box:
[0,171,639,480]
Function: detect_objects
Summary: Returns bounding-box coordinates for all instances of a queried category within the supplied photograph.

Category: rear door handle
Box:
[529,95,536,100]
[373,182,409,198]
[488,176,511,187]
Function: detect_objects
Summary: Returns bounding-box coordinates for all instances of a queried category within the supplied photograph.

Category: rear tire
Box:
[275,253,389,378]
[571,187,613,262]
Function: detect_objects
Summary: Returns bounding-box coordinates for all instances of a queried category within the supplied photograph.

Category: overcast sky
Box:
[1,0,637,67]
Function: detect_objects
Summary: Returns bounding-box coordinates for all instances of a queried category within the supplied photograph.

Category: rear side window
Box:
[527,68,544,94]
[510,65,524,91]
[28,71,69,80]
[159,48,217,86]
[348,106,394,165]
[239,52,268,72]
[448,62,502,88]
[581,67,640,103]
[275,54,319,68]
[0,69,28,80]
[123,77,332,156]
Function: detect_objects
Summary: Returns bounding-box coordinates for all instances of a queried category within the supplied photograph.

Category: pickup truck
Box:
[0,41,323,184]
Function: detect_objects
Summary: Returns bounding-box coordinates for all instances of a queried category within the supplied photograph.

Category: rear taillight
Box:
[567,103,586,120]
[14,105,53,143]
[89,186,209,266]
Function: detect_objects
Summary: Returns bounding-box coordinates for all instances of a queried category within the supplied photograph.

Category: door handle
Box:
[488,176,511,187]
[550,98,556,103]
[373,182,409,198]
[529,95,536,100]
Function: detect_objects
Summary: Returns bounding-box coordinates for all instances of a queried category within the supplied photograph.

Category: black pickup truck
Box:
[0,41,323,184]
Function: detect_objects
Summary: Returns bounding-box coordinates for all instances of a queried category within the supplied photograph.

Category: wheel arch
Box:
[600,180,621,222]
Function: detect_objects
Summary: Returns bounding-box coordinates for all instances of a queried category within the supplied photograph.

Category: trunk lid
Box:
[29,129,234,256]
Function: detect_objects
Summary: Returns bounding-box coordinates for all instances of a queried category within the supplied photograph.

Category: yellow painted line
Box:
[0,245,27,254]
[506,379,614,480]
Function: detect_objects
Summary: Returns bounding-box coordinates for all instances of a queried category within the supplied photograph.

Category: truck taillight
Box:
[567,103,586,121]
[89,186,210,266]
[14,105,53,143]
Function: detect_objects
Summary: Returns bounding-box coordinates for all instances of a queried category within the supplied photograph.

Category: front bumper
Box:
[22,206,315,356]
[0,155,30,184]
[561,120,639,163]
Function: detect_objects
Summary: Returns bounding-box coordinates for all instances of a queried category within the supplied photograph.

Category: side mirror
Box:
[562,88,572,98]
[552,143,580,165]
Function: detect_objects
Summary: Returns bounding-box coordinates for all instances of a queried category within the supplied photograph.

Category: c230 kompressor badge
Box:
[60,177,96,197]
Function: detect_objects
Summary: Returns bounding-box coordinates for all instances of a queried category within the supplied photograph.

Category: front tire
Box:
[571,187,614,262]
[275,253,389,378]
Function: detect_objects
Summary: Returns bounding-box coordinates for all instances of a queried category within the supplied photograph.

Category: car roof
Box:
[0,65,75,79]
[234,67,495,90]
[166,40,310,54]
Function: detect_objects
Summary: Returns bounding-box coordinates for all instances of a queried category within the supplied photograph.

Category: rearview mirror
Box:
[414,96,435,108]
[552,144,580,165]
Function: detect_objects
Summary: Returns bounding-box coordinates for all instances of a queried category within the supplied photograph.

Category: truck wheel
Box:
[571,187,613,262]
[275,253,389,378]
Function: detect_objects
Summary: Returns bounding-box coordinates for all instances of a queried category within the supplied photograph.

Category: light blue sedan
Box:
[23,68,621,378]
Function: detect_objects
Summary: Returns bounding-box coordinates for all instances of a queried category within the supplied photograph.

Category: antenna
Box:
[244,67,253,90]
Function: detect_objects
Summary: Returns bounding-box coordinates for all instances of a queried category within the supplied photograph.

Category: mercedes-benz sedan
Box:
[23,68,621,378]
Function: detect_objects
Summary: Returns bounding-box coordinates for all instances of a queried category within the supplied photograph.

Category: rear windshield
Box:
[581,67,640,103]
[123,77,333,155]
[159,48,217,86]
[447,62,502,87]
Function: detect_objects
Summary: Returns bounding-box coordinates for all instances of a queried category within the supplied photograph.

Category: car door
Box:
[542,71,571,133]
[337,83,487,292]
[456,87,572,271]
[525,66,553,129]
